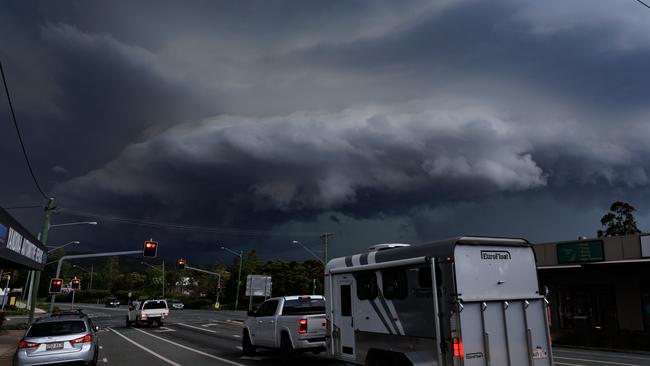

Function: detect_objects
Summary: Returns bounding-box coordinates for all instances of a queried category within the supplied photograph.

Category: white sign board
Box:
[246,275,272,297]
[641,235,650,258]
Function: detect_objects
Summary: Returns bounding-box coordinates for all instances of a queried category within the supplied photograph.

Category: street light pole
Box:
[28,198,55,325]
[320,233,334,265]
[220,246,243,310]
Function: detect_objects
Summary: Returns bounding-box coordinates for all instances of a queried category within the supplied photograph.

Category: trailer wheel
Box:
[242,330,256,356]
[280,333,295,364]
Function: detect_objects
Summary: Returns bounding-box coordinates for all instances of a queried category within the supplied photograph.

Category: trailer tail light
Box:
[453,337,464,358]
[298,319,308,334]
[71,334,93,345]
[17,341,39,349]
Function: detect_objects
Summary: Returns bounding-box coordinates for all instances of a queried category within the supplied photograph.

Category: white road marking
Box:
[236,346,242,350]
[153,326,176,333]
[177,323,218,333]
[102,357,108,363]
[202,323,220,327]
[99,346,103,349]
[133,327,246,366]
[555,363,584,366]
[554,356,642,366]
[555,349,650,362]
[108,328,181,366]
[233,334,241,338]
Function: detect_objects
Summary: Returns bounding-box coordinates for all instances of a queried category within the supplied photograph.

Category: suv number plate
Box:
[46,342,64,350]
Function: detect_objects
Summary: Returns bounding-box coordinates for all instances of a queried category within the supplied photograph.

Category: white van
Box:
[325,236,553,366]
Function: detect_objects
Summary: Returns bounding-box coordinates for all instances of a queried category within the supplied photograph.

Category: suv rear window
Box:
[28,321,87,337]
[282,298,325,315]
[143,301,167,310]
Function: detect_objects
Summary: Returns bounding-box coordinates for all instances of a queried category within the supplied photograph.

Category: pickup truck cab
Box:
[243,295,326,362]
[126,299,169,327]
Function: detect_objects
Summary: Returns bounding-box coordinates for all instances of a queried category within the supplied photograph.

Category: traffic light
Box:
[71,278,81,290]
[143,240,158,258]
[49,278,63,293]
[178,258,186,270]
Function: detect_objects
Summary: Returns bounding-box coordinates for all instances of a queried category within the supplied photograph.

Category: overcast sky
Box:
[2,0,650,263]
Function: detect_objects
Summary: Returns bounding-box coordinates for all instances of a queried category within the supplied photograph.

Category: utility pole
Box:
[162,261,165,298]
[28,198,55,324]
[236,251,243,310]
[320,233,334,265]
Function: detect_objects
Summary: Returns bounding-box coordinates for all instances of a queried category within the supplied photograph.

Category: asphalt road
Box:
[44,303,650,366]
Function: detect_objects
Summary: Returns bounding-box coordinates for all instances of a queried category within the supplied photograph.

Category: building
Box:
[534,233,650,350]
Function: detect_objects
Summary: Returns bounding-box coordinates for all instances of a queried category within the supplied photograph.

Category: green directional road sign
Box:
[557,240,604,264]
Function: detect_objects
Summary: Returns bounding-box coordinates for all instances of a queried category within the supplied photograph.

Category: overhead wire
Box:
[57,208,326,238]
[0,59,48,200]
[634,0,650,9]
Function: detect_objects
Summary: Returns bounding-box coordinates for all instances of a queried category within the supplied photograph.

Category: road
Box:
[39,303,650,366]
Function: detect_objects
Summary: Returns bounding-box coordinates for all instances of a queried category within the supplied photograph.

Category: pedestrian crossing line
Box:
[554,356,642,366]
[177,323,218,333]
[133,327,246,366]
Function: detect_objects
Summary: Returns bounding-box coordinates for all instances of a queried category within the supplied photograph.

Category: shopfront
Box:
[0,207,46,271]
[535,234,650,350]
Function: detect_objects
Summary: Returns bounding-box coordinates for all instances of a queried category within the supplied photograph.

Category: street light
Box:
[220,246,243,310]
[47,241,80,253]
[49,221,98,228]
[72,265,93,290]
[141,261,165,298]
[292,241,324,264]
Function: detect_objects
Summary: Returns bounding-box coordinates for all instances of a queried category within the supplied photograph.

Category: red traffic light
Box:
[178,258,186,270]
[49,278,63,293]
[143,240,158,258]
[71,278,81,290]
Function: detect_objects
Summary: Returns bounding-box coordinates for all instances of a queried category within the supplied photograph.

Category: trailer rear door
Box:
[454,244,552,366]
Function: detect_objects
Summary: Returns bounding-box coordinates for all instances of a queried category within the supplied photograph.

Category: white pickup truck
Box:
[126,299,169,327]
[242,295,327,362]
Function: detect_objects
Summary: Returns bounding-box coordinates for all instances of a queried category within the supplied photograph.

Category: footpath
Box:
[0,330,23,366]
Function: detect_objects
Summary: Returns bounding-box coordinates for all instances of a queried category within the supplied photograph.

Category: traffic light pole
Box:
[49,250,141,313]
[184,265,222,304]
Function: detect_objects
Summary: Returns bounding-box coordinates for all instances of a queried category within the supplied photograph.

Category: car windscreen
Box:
[27,321,87,337]
[282,298,325,315]
[143,301,167,310]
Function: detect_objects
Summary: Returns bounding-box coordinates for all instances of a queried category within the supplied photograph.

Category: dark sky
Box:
[2,0,650,264]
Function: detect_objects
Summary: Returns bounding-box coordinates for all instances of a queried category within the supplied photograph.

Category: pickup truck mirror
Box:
[247,310,255,317]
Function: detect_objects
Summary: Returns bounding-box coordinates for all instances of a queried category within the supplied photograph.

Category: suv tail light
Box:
[71,334,93,345]
[17,341,39,349]
[298,319,308,334]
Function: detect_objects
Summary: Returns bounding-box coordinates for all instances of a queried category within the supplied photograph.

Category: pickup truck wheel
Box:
[280,333,295,364]
[242,330,256,356]
[156,320,163,327]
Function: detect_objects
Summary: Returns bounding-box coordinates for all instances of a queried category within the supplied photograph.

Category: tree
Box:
[597,201,642,237]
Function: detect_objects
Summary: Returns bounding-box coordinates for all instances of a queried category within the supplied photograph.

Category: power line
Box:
[58,208,326,237]
[0,59,48,200]
[635,0,650,9]
[2,205,43,210]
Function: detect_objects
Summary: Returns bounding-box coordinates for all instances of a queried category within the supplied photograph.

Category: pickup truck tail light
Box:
[298,319,308,334]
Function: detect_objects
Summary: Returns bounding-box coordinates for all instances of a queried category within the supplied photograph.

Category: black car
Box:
[105,296,120,308]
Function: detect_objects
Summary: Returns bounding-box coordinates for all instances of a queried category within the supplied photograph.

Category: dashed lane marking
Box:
[132,327,246,366]
[108,328,181,366]
[202,323,220,327]
[153,326,176,333]
[554,356,642,366]
[555,349,650,362]
[177,323,218,333]
[102,357,108,363]
[554,363,583,366]
[233,334,241,338]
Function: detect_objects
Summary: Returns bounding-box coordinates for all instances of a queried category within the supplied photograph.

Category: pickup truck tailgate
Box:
[305,316,327,336]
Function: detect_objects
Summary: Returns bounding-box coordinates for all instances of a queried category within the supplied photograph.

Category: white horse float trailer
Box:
[325,236,553,366]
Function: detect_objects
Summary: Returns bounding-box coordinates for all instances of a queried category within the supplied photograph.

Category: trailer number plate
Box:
[532,347,548,359]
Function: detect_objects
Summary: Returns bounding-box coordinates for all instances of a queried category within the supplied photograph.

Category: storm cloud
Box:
[2,0,650,261]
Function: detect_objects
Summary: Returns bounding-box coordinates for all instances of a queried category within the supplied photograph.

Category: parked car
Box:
[105,296,120,308]
[14,310,99,366]
[167,299,184,310]
[127,299,169,327]
[243,295,326,362]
